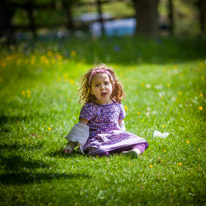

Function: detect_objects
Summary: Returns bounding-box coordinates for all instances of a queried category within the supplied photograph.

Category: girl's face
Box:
[90,73,113,104]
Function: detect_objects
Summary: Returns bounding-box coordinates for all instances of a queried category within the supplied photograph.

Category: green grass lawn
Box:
[0,37,206,206]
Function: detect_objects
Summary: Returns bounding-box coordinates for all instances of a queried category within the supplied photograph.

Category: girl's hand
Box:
[118,119,123,125]
[64,148,72,154]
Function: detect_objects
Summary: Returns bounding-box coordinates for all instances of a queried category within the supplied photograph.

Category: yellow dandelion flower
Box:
[64,73,68,78]
[149,165,153,168]
[27,90,30,94]
[137,112,141,115]
[178,91,182,95]
[22,91,25,96]
[6,56,12,61]
[141,83,145,87]
[200,93,203,97]
[162,124,166,128]
[71,51,76,57]
[186,140,190,144]
[25,59,29,64]
[167,83,171,87]
[57,55,63,61]
[178,163,182,166]
[17,59,22,64]
[40,56,46,62]
[201,76,204,81]
[198,149,200,152]
[199,62,204,68]
[51,59,56,64]
[47,51,53,56]
[30,60,35,65]
[44,59,49,65]
[164,149,166,152]
[48,127,51,131]
[57,77,61,82]
[3,62,7,67]
[199,106,203,110]
[27,94,31,98]
[124,106,128,111]
[69,79,75,85]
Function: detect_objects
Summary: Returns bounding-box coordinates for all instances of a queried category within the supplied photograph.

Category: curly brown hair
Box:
[78,64,125,104]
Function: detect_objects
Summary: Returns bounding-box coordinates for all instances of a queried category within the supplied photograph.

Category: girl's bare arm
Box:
[79,118,89,125]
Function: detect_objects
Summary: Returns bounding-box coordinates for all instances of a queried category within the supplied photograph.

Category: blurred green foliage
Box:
[9,0,202,36]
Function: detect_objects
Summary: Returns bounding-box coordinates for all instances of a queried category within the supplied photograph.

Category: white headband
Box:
[89,69,114,85]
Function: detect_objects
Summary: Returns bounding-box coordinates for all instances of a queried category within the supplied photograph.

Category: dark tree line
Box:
[0,0,205,45]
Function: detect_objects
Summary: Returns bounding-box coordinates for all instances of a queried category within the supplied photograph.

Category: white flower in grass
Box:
[153,131,169,138]
[173,69,179,74]
[146,108,151,117]
[155,85,163,90]
[158,92,165,97]
[146,84,151,89]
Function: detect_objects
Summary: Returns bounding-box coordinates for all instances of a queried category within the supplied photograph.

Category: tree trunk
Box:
[65,5,75,35]
[132,0,159,38]
[198,0,206,33]
[96,0,105,36]
[26,3,37,40]
[62,0,75,35]
[168,0,174,35]
[0,0,15,45]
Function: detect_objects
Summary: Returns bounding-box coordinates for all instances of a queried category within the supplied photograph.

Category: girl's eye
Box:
[95,84,99,87]
[104,82,109,85]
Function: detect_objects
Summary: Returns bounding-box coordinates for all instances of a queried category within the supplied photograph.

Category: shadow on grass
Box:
[0,142,44,151]
[0,172,91,185]
[0,154,91,185]
[1,155,50,172]
[0,115,27,126]
[0,115,28,133]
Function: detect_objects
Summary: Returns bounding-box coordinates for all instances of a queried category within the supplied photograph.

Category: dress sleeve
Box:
[79,103,94,121]
[119,103,126,120]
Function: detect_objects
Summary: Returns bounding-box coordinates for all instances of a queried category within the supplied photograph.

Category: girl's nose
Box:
[100,84,105,89]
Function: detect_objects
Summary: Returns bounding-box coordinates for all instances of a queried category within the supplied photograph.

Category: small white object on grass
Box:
[153,130,169,138]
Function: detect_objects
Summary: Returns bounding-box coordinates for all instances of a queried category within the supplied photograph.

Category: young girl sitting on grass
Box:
[64,64,149,157]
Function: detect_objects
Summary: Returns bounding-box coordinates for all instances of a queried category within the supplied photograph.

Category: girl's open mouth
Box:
[101,92,107,96]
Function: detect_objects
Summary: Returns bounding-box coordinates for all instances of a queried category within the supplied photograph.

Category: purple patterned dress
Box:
[79,102,148,156]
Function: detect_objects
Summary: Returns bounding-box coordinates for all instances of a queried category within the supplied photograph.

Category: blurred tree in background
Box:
[132,0,159,37]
